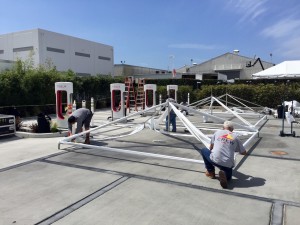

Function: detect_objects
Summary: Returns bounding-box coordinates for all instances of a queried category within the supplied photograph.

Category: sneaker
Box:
[219,170,228,189]
[205,170,215,179]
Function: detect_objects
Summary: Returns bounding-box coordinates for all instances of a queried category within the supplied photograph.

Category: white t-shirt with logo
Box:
[210,129,246,168]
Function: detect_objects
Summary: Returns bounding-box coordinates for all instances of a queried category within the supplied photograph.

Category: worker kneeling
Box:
[200,121,247,189]
[68,108,93,144]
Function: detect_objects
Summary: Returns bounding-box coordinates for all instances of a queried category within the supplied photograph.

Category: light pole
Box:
[169,55,175,72]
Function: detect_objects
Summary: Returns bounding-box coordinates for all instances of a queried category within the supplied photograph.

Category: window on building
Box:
[203,74,218,80]
[0,50,4,54]
[75,52,90,58]
[0,59,13,63]
[76,72,91,76]
[13,46,34,52]
[98,56,111,61]
[47,47,65,53]
[182,75,196,79]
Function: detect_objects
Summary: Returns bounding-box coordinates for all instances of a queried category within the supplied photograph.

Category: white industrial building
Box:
[180,52,274,80]
[0,28,114,76]
[114,52,274,80]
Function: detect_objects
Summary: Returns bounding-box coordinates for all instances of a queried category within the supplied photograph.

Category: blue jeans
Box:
[200,148,232,180]
[166,113,176,132]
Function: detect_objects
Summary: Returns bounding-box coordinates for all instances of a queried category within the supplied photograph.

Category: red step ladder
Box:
[135,79,145,111]
[124,77,136,112]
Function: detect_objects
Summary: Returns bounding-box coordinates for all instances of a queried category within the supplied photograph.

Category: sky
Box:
[1,0,300,70]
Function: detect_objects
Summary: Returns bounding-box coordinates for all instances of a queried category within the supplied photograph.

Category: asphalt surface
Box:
[0,109,299,225]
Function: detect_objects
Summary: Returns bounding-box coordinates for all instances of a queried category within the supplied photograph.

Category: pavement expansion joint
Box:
[0,151,67,173]
[35,176,129,225]
[247,153,300,162]
[270,201,284,225]
[41,158,300,209]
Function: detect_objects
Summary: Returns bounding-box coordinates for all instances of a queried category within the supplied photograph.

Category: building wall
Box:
[0,59,15,72]
[114,64,169,77]
[0,29,114,76]
[0,29,40,66]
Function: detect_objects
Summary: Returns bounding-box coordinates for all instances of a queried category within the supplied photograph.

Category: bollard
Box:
[159,94,162,105]
[188,93,190,105]
[91,97,94,113]
[82,100,86,108]
[91,97,94,126]
[72,100,76,112]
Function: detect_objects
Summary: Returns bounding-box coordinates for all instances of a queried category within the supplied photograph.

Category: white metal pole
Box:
[91,97,94,126]
[167,98,170,132]
[72,100,76,112]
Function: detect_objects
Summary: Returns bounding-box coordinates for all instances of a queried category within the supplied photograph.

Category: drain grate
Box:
[270,150,288,155]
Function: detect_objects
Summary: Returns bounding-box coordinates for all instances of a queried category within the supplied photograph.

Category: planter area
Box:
[15,130,68,138]
[16,119,68,138]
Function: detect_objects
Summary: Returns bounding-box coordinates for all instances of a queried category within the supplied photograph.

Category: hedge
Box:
[1,60,300,116]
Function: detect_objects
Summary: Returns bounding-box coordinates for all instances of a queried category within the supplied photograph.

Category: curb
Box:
[15,131,68,138]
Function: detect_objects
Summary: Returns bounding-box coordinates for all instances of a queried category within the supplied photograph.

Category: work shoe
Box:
[219,170,228,189]
[205,170,215,179]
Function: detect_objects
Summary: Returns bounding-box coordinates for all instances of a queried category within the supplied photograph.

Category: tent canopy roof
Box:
[252,60,300,79]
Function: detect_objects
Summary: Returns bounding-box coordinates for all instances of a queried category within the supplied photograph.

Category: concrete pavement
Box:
[0,109,299,225]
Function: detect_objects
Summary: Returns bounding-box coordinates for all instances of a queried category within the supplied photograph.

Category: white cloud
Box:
[226,1,300,60]
[261,18,300,59]
[226,0,268,23]
[168,43,218,50]
[277,36,300,58]
[261,18,300,39]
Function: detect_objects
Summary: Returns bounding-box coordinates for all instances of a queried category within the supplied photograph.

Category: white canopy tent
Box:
[252,60,300,79]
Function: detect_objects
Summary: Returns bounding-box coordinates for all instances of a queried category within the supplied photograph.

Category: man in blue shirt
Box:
[200,121,247,188]
[166,97,177,132]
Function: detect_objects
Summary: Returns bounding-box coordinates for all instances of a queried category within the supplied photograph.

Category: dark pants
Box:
[200,148,232,180]
[83,110,93,130]
[166,113,176,132]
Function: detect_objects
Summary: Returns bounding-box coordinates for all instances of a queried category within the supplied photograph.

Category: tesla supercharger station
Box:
[55,82,73,128]
[144,84,157,113]
[110,83,126,121]
[167,85,178,102]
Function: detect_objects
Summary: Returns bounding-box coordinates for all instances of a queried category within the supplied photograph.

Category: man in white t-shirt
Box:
[200,121,247,188]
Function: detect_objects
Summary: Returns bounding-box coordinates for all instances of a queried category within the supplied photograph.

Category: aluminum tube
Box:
[212,97,252,126]
[254,115,267,128]
[243,131,259,149]
[60,102,167,143]
[172,102,257,132]
[59,140,204,164]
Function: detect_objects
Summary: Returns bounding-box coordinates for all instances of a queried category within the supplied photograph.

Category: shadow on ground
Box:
[228,170,266,190]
